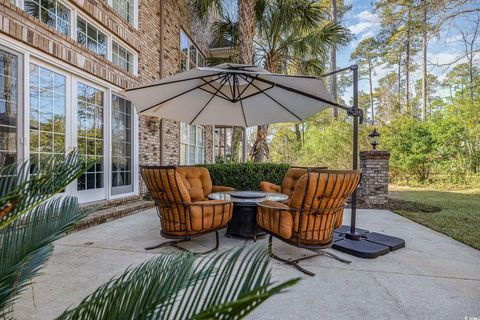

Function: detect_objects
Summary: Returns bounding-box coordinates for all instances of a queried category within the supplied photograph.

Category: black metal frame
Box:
[257,169,361,275]
[141,165,233,255]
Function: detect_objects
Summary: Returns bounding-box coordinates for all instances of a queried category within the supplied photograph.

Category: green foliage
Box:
[202,162,290,190]
[58,248,299,320]
[0,151,89,317]
[383,116,435,182]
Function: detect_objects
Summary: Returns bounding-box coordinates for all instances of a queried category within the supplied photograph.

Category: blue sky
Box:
[340,0,478,99]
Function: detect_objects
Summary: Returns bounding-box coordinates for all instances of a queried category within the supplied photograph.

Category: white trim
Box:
[108,0,139,29]
[111,38,138,76]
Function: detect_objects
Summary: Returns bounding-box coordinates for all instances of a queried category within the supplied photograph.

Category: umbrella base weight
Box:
[332,225,405,259]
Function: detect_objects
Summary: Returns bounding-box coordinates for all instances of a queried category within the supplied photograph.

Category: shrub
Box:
[201,162,290,190]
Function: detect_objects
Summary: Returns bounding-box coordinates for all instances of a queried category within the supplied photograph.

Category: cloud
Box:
[348,11,381,47]
[348,11,380,35]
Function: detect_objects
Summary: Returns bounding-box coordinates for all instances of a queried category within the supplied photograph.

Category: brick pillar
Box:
[358,150,390,208]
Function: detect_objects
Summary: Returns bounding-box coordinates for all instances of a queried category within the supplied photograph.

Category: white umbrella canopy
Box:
[124,63,346,127]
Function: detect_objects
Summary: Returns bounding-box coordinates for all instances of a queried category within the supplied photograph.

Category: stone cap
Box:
[360,150,390,160]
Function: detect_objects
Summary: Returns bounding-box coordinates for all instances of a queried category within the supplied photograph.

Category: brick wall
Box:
[358,150,390,207]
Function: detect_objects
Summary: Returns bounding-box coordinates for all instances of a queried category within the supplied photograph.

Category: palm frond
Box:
[0,150,90,229]
[57,247,300,320]
[0,196,86,314]
[191,0,224,22]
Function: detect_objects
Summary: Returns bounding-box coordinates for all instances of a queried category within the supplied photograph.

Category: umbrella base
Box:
[332,225,405,259]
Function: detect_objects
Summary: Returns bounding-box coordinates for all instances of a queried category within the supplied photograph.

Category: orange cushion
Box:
[189,200,232,232]
[257,200,293,240]
[259,181,281,193]
[177,167,213,202]
[281,168,307,197]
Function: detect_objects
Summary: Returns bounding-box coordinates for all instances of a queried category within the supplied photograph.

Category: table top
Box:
[208,191,288,206]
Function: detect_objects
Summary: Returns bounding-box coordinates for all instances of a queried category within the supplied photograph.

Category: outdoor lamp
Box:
[368,128,380,150]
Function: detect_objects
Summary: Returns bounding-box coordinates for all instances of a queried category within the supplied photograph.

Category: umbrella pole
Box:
[332,65,405,258]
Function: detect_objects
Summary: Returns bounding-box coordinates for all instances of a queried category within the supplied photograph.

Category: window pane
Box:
[0,49,18,166]
[76,18,108,57]
[77,82,104,191]
[111,94,133,194]
[112,0,134,24]
[29,64,66,173]
[112,41,134,73]
[25,0,70,36]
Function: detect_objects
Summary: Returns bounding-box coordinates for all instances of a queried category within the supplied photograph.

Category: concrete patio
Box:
[14,208,480,320]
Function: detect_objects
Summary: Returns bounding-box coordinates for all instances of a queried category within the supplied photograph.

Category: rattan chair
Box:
[257,169,361,275]
[141,165,233,254]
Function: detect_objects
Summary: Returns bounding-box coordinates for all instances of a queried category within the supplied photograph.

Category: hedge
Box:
[201,163,290,191]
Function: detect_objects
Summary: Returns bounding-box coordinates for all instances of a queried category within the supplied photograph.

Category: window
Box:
[24,0,71,36]
[179,30,206,72]
[180,123,204,165]
[179,31,206,164]
[0,49,18,166]
[29,64,66,172]
[112,42,134,73]
[111,94,133,195]
[77,82,104,191]
[112,0,134,25]
[76,17,107,58]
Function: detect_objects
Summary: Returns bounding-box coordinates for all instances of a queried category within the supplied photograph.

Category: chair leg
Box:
[267,236,352,276]
[268,235,318,277]
[145,230,220,255]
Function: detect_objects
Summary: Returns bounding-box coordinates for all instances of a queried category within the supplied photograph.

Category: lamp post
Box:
[368,128,380,150]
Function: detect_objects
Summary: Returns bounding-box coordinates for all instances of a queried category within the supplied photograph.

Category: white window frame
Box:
[180,123,205,165]
[0,34,139,203]
[179,29,206,71]
[111,38,138,75]
[75,15,109,59]
[107,0,139,29]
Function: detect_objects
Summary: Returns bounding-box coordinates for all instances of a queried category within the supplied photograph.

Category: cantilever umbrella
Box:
[124,63,349,127]
[123,63,404,259]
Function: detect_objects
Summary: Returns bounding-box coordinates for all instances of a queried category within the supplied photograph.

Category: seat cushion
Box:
[189,200,232,232]
[281,168,307,197]
[177,167,213,202]
[257,200,293,240]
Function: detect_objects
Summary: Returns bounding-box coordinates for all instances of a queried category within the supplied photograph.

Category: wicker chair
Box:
[141,166,234,254]
[257,169,361,275]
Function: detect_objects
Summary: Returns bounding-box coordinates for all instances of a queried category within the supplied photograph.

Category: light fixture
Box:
[147,117,160,131]
[368,128,380,150]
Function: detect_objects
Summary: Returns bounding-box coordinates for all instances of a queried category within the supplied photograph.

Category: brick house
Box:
[0,0,220,203]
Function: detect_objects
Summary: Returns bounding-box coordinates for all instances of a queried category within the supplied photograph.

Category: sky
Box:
[339,0,478,100]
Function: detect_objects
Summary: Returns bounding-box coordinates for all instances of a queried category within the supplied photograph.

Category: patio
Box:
[14,207,480,320]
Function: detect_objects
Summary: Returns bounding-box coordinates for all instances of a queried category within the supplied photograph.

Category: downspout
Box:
[159,0,165,165]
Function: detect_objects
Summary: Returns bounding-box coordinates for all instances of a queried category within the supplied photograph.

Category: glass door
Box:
[111,94,133,196]
[75,80,106,202]
[0,47,21,167]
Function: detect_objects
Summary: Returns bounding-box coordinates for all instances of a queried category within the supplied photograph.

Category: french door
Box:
[74,79,107,202]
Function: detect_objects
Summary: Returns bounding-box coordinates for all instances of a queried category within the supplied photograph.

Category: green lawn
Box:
[389,185,480,250]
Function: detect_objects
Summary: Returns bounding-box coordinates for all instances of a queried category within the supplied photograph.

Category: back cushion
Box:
[282,168,307,197]
[289,171,361,210]
[141,168,191,204]
[177,167,213,202]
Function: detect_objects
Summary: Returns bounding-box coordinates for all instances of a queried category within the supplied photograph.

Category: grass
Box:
[389,185,480,250]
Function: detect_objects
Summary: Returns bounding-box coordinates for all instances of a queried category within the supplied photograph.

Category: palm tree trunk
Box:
[330,0,338,119]
[233,0,256,162]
